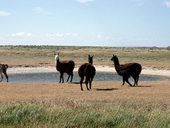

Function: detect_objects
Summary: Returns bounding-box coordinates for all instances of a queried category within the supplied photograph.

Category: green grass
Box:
[0,101,169,128]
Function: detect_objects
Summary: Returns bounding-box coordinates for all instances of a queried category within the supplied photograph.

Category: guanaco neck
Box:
[88,56,93,64]
[89,59,93,64]
[113,56,122,75]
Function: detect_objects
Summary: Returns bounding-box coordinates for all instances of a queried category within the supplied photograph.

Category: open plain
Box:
[0,46,170,128]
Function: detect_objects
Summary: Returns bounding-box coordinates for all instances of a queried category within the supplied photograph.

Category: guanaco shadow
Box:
[95,88,118,91]
[68,82,118,91]
[132,85,152,88]
[69,81,83,84]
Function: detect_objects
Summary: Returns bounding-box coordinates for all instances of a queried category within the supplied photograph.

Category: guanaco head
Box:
[88,55,94,64]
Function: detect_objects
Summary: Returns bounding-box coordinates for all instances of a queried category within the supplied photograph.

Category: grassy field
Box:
[0,45,170,69]
[0,45,170,127]
[0,81,170,127]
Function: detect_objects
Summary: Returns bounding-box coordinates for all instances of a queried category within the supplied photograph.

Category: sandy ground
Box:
[7,65,170,78]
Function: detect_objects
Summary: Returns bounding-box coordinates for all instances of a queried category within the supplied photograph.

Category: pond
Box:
[6,72,170,83]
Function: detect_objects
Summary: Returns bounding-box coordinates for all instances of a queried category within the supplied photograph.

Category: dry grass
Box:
[0,46,170,69]
[0,81,170,108]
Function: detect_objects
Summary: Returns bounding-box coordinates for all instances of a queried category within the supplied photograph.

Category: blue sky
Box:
[0,0,170,47]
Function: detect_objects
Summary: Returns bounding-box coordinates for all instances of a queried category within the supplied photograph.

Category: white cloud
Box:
[77,0,95,4]
[34,7,50,15]
[46,33,64,38]
[12,32,32,37]
[164,0,170,8]
[0,10,11,16]
[46,33,78,38]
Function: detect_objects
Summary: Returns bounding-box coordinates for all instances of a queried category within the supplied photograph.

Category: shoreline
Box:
[7,65,170,78]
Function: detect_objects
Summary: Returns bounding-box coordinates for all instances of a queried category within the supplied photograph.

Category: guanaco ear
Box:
[88,55,94,58]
